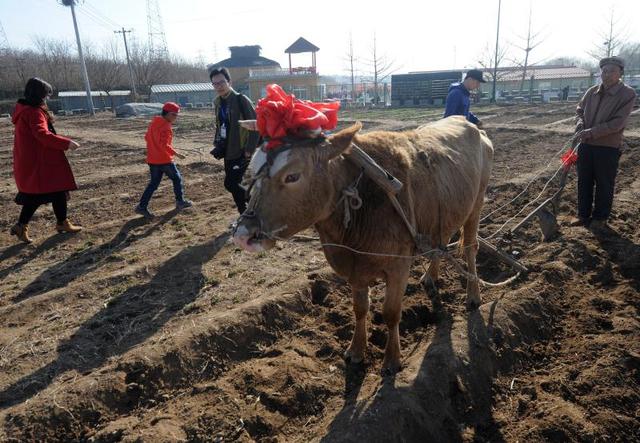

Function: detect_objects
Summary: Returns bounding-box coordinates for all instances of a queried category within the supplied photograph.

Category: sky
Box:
[1,0,639,78]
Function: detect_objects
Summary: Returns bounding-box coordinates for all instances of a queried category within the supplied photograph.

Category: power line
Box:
[77,7,114,31]
[83,1,120,28]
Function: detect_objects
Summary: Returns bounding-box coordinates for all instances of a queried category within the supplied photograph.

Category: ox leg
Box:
[419,257,440,298]
[381,266,410,375]
[427,257,440,282]
[344,285,369,364]
[463,216,481,309]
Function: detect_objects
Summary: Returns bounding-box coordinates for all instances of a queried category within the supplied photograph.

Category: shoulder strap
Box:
[236,92,247,119]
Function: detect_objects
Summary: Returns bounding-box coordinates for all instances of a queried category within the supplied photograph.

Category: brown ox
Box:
[233,116,493,373]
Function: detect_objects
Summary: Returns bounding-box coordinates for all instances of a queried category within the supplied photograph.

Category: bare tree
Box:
[589,7,626,60]
[86,40,124,96]
[0,36,205,99]
[365,32,395,105]
[478,42,510,84]
[544,56,596,70]
[511,2,545,90]
[344,32,358,103]
[33,37,77,90]
[619,42,640,71]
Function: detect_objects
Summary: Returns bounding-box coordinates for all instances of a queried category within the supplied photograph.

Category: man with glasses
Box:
[209,67,260,214]
[571,56,637,230]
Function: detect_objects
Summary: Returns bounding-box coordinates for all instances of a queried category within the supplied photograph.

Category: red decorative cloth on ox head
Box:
[256,84,340,150]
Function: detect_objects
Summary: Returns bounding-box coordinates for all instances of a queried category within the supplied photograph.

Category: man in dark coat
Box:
[443,69,486,127]
[209,67,260,214]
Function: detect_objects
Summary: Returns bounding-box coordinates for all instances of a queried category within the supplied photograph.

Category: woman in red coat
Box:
[11,77,82,243]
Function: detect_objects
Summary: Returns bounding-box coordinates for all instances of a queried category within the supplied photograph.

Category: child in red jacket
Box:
[135,102,192,218]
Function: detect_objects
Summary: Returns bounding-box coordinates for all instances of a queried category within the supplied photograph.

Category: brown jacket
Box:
[576,81,637,148]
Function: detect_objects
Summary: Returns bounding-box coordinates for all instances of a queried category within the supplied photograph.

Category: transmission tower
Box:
[146,0,169,61]
[0,20,10,52]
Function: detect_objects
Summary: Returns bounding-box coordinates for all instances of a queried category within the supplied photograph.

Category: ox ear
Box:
[322,122,363,161]
[239,120,258,131]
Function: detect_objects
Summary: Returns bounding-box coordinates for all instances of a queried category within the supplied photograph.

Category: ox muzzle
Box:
[232,211,277,253]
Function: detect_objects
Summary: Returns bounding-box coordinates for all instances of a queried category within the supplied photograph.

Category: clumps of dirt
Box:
[1,110,638,442]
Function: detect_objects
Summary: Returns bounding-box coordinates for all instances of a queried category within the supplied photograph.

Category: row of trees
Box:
[476,6,640,91]
[0,36,207,100]
[344,32,396,105]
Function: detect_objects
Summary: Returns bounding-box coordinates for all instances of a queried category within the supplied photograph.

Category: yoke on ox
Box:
[232,85,493,374]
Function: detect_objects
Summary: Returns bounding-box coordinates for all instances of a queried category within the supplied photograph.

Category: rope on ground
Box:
[440,250,522,288]
[318,242,519,287]
[483,157,567,240]
[479,139,572,224]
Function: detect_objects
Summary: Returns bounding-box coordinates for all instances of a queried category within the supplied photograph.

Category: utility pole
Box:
[62,0,95,115]
[491,0,502,103]
[114,27,137,98]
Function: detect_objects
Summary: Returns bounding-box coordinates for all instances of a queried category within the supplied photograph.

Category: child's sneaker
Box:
[135,205,155,219]
[176,200,193,210]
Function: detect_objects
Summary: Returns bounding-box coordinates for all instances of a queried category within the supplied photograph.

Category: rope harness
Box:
[336,170,364,229]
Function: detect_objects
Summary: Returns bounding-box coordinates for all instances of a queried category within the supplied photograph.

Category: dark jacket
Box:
[214,90,260,160]
[576,81,637,149]
[443,83,479,125]
[12,102,77,194]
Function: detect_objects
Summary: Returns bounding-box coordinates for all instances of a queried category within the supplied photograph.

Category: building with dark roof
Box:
[207,39,324,102]
[207,46,281,95]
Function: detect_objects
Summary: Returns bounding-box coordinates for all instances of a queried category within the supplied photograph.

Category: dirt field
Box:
[0,103,638,442]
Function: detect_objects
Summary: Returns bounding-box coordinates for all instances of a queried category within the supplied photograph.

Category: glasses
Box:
[212,80,228,87]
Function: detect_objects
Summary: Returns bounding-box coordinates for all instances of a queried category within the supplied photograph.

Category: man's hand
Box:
[175,152,186,160]
[68,140,80,151]
[577,129,593,142]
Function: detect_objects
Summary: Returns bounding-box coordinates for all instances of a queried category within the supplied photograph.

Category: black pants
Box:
[577,143,620,221]
[224,157,249,214]
[17,192,68,225]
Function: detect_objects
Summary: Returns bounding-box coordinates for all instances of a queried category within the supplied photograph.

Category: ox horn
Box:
[239,120,258,131]
[321,122,363,161]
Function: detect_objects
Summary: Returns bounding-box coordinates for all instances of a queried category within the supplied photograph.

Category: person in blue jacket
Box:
[443,69,486,127]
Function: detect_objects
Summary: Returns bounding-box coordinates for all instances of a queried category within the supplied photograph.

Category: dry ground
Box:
[0,104,638,442]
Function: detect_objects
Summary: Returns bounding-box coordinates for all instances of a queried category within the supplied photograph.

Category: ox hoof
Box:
[466,298,481,311]
[422,277,441,298]
[344,349,365,365]
[380,363,401,377]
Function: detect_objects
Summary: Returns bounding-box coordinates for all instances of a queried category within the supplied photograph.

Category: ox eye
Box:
[284,173,300,184]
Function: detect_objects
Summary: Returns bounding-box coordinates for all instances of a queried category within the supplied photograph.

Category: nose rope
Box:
[236,147,366,237]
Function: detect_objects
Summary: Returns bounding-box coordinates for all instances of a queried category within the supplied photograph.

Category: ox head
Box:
[232,122,362,252]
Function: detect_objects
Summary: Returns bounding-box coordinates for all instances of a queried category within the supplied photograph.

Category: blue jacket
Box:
[443,83,479,124]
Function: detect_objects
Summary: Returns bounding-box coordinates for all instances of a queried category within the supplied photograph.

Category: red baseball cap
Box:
[162,102,180,113]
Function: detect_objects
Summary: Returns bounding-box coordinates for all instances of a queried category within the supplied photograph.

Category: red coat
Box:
[12,103,77,194]
[145,116,176,164]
